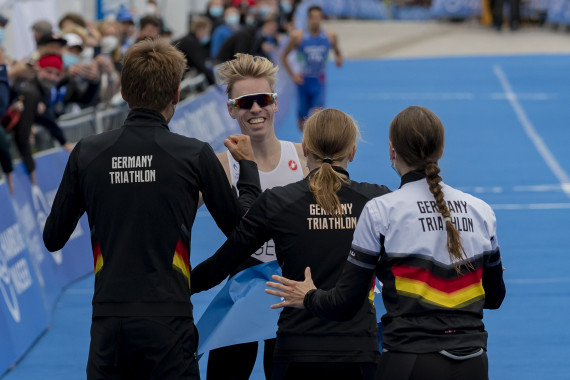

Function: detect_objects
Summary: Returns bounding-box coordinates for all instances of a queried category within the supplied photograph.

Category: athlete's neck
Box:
[251,135,282,172]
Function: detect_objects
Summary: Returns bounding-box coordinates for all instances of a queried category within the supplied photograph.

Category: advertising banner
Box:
[430,0,482,18]
[0,150,92,374]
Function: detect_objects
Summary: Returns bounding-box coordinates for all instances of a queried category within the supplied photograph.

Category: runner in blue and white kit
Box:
[281,5,343,131]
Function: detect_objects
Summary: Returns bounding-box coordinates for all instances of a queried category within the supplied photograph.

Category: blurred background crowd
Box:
[0,0,568,193]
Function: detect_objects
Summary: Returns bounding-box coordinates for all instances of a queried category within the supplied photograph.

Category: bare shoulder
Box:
[216,151,231,183]
[293,142,309,177]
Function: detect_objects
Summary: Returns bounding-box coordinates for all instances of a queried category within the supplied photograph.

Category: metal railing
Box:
[31,73,209,152]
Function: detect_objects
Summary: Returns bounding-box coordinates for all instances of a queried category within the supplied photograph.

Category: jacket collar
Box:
[123,108,170,130]
[399,169,425,188]
[307,166,350,179]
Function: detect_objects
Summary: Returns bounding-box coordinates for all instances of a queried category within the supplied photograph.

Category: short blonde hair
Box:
[218,53,278,98]
[121,39,186,111]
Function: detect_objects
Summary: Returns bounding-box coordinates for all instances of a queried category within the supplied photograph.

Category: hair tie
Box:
[444,217,452,223]
[322,157,333,165]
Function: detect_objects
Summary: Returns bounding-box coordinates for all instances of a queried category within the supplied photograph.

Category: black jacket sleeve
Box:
[198,143,260,238]
[235,160,261,212]
[303,259,376,321]
[191,192,272,294]
[482,249,506,309]
[43,142,86,251]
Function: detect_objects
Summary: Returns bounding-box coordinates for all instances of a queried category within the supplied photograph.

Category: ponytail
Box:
[303,108,358,217]
[309,159,349,217]
[425,162,473,273]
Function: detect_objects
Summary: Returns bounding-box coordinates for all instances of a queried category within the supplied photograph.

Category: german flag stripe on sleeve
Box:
[392,265,485,308]
[172,239,190,289]
[93,241,103,275]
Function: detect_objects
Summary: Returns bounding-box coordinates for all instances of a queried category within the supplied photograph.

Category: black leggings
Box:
[0,126,12,174]
[272,362,377,380]
[376,351,488,380]
[207,339,276,380]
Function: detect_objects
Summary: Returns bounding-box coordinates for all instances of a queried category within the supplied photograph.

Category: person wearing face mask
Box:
[42,39,262,380]
[98,21,123,72]
[268,106,506,380]
[210,6,242,58]
[173,16,216,85]
[51,33,102,115]
[205,0,226,29]
[215,14,280,64]
[12,54,72,184]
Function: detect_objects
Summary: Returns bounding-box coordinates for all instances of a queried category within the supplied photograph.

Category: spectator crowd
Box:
[0,0,301,195]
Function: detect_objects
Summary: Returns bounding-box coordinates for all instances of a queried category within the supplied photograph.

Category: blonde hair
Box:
[218,53,278,97]
[121,39,186,112]
[304,108,358,217]
[389,106,471,272]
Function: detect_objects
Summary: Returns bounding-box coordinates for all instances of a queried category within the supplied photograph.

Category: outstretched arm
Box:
[266,203,380,321]
[191,192,271,294]
[199,143,260,237]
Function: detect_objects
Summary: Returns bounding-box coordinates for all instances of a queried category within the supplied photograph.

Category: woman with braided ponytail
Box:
[268,106,506,380]
[191,108,390,380]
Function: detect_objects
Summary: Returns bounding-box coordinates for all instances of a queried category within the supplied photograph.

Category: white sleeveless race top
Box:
[227,140,304,262]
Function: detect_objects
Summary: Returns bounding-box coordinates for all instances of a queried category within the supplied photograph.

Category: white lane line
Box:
[351,92,559,101]
[493,65,570,199]
[490,203,570,210]
[507,277,570,285]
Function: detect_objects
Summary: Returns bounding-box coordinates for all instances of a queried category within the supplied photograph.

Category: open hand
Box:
[265,267,316,309]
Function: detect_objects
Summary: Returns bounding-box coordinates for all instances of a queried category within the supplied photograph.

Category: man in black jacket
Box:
[43,39,261,380]
[173,16,216,85]
[215,14,280,64]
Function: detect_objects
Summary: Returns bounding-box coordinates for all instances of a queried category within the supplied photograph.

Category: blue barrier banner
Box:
[0,181,50,372]
[546,0,570,23]
[528,0,549,11]
[295,0,387,29]
[1,150,93,374]
[169,86,240,153]
[430,0,482,18]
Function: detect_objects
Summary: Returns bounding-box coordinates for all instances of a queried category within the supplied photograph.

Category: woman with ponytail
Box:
[268,106,506,380]
[191,108,390,380]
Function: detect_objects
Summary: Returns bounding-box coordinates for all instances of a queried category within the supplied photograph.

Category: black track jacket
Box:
[191,167,390,363]
[43,108,261,318]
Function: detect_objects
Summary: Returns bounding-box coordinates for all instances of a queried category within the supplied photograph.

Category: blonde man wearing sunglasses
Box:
[204,53,309,380]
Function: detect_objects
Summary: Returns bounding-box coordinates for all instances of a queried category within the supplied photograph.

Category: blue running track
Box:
[3,54,570,379]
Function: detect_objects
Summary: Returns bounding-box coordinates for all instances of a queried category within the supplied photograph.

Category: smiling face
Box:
[227,77,278,140]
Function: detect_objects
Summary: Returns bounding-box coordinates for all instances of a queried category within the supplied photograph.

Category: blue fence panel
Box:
[430,0,482,18]
[546,0,569,23]
[295,0,387,29]
[0,182,51,373]
[1,151,93,375]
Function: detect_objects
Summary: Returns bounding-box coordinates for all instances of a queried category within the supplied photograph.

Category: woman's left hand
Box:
[265,267,316,309]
